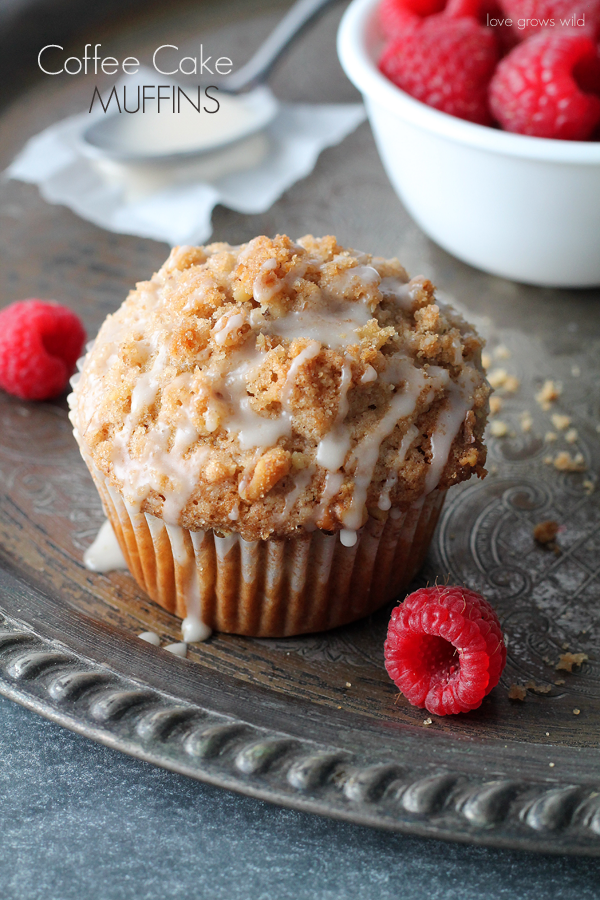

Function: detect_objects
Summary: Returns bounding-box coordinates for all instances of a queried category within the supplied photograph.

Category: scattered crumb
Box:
[488,464,498,475]
[543,655,552,665]
[565,428,578,444]
[556,652,588,673]
[345,682,352,688]
[546,732,550,736]
[520,411,533,432]
[481,352,492,370]
[494,344,511,360]
[571,365,580,377]
[423,717,433,726]
[536,380,561,410]
[490,420,509,437]
[551,413,571,431]
[549,762,555,768]
[525,681,552,694]
[562,642,570,650]
[545,431,557,443]
[553,451,586,472]
[583,480,595,495]
[543,455,554,465]
[489,396,503,415]
[508,684,527,701]
[504,376,520,393]
[533,520,559,545]
[554,679,565,686]
[573,709,581,715]
[487,368,507,389]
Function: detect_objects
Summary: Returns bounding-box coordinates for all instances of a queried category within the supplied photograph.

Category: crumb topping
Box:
[70,235,489,541]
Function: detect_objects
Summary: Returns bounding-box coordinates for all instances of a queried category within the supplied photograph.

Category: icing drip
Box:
[165,524,212,643]
[424,367,480,495]
[378,422,420,512]
[219,340,321,456]
[316,355,353,472]
[84,519,128,572]
[314,472,345,527]
[277,465,314,524]
[182,616,212,643]
[253,258,282,304]
[138,631,160,646]
[164,642,188,657]
[262,304,372,349]
[377,472,398,512]
[221,350,291,451]
[340,528,358,548]
[379,276,413,311]
[213,311,247,346]
[282,341,322,406]
[341,361,447,533]
[361,365,377,384]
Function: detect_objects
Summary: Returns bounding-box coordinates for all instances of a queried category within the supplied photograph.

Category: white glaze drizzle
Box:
[182,617,212,643]
[277,465,314,524]
[164,642,188,657]
[213,311,247,346]
[360,365,377,384]
[341,361,447,533]
[379,276,414,311]
[165,524,212,643]
[340,528,358,548]
[424,366,479,495]
[83,519,128,572]
[377,423,420,511]
[138,631,160,646]
[316,355,353,472]
[262,304,372,349]
[377,472,398,512]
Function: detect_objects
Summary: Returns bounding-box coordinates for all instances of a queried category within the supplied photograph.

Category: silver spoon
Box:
[81,0,337,163]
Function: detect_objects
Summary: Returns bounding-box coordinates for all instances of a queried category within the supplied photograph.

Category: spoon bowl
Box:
[80,84,279,164]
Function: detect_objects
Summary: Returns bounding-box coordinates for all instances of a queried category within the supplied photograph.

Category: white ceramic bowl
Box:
[337,0,600,288]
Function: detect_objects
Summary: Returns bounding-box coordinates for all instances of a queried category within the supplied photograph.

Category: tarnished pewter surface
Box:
[0,0,599,856]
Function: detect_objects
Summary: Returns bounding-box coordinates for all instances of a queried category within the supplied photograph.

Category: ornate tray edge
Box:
[2,609,600,856]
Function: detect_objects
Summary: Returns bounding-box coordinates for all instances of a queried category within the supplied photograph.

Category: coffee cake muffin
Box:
[69,234,489,638]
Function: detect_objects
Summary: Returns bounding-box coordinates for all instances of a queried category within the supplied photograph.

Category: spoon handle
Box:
[223,0,338,92]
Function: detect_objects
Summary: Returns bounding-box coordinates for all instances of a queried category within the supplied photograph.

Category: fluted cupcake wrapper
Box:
[91,469,445,638]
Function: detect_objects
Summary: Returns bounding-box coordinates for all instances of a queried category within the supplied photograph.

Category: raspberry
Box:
[379,14,499,124]
[384,585,506,715]
[489,32,600,140]
[378,0,488,38]
[497,0,600,40]
[0,300,86,401]
[379,0,421,38]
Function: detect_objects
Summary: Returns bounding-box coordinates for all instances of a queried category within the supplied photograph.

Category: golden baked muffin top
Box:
[70,234,489,543]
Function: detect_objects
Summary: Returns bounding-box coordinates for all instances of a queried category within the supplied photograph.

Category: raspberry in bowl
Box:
[337,0,600,287]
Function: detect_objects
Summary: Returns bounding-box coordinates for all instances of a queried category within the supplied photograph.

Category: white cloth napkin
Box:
[7,72,365,246]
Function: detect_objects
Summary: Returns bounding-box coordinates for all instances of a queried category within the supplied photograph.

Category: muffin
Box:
[69,234,489,638]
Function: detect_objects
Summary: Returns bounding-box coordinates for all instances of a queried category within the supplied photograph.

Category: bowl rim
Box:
[337,0,600,165]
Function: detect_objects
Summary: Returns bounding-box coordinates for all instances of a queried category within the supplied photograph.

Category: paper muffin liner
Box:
[91,469,446,638]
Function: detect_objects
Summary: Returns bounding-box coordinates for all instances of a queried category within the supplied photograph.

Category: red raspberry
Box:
[379,0,421,39]
[489,32,600,140]
[497,0,600,40]
[378,0,489,38]
[379,14,499,124]
[384,585,506,715]
[0,300,86,401]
